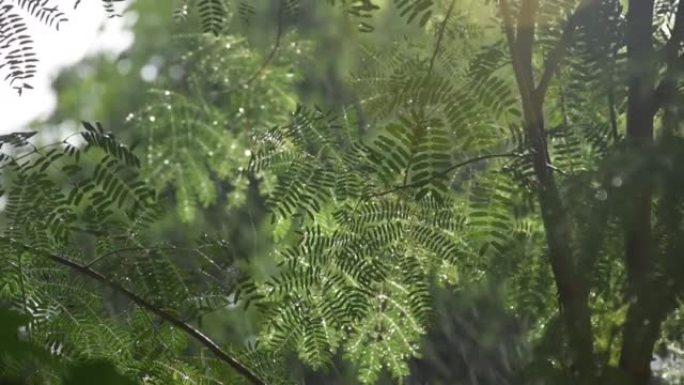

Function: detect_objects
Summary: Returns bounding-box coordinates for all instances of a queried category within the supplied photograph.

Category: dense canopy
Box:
[2,1,684,385]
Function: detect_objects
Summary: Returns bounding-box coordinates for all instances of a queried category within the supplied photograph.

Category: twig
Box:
[0,131,86,172]
[219,2,285,95]
[534,0,598,103]
[427,0,457,77]
[3,239,270,385]
[663,0,684,61]
[369,152,521,199]
[652,0,684,115]
[85,245,187,267]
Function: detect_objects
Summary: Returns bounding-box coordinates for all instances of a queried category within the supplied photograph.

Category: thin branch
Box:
[0,131,87,172]
[498,0,518,56]
[427,0,457,77]
[664,0,684,61]
[3,239,269,385]
[652,54,684,114]
[219,2,285,95]
[85,245,191,267]
[652,0,684,115]
[370,152,521,199]
[515,0,540,75]
[499,0,536,104]
[534,0,597,103]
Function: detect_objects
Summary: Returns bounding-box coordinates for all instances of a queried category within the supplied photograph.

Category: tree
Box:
[498,0,684,382]
[3,1,684,385]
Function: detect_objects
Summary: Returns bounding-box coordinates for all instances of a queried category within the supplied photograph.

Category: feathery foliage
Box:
[6,0,684,384]
[0,0,126,94]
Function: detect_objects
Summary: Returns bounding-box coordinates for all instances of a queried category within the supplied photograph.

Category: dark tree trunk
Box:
[498,0,596,381]
[619,1,658,384]
[523,98,596,384]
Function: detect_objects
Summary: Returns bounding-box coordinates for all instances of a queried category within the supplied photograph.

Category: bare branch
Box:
[2,238,270,385]
[515,0,540,74]
[219,1,285,95]
[664,0,684,60]
[84,245,195,267]
[370,152,521,199]
[652,0,684,115]
[498,0,518,56]
[427,0,457,77]
[535,0,598,103]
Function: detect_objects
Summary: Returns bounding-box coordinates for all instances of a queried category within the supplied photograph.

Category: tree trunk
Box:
[619,1,657,383]
[498,0,596,380]
[523,99,596,383]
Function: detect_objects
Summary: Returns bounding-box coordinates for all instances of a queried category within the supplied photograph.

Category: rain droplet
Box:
[611,176,623,187]
[595,189,608,201]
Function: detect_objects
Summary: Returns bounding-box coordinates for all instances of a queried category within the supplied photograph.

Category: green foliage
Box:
[0,0,126,93]
[8,0,684,384]
[0,122,155,246]
[128,31,299,222]
[246,100,542,382]
[0,123,281,385]
[0,306,137,385]
[197,0,227,35]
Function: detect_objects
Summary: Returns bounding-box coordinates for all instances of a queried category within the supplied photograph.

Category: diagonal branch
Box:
[84,245,195,267]
[427,0,457,77]
[499,0,518,60]
[653,52,684,115]
[534,0,598,104]
[3,238,270,385]
[664,0,684,61]
[515,0,540,76]
[219,1,285,95]
[370,152,521,199]
[652,0,684,115]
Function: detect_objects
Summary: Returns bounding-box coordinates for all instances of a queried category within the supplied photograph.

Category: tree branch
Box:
[498,0,596,379]
[370,152,521,199]
[427,0,456,77]
[652,0,684,116]
[515,0,539,77]
[499,0,518,64]
[219,1,285,95]
[84,245,195,267]
[535,0,597,104]
[3,239,269,385]
[664,0,684,61]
